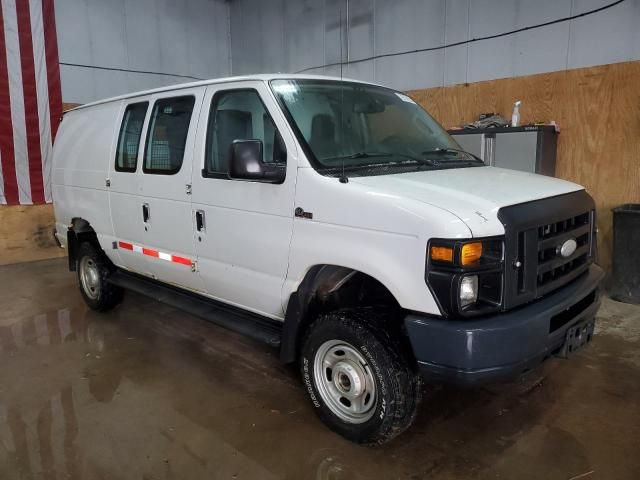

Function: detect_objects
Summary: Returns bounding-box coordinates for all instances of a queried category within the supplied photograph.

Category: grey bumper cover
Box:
[405,264,605,385]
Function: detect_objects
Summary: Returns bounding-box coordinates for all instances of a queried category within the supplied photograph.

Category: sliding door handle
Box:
[142,203,150,223]
[195,210,205,232]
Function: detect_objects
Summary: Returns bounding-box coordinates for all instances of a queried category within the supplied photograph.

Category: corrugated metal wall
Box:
[230,0,640,91]
[55,0,232,103]
[53,0,640,103]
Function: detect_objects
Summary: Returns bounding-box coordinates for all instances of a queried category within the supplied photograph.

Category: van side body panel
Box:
[52,102,121,263]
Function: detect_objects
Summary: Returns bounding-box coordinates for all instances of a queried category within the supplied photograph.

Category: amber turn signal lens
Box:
[430,246,454,262]
[461,242,483,265]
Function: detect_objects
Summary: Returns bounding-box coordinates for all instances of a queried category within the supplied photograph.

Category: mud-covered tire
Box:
[76,242,123,311]
[300,308,422,445]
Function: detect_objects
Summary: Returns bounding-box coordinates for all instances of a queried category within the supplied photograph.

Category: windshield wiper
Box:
[325,151,410,161]
[345,151,389,159]
[421,148,483,163]
[319,157,436,174]
[319,152,445,177]
[325,151,442,165]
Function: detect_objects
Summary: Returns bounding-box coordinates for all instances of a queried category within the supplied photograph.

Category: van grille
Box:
[534,211,591,295]
[498,191,596,310]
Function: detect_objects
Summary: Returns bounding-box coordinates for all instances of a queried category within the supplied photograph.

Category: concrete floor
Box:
[0,259,639,480]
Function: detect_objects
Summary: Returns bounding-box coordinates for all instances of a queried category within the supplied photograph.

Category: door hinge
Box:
[185,184,192,195]
[191,260,197,273]
[105,178,111,187]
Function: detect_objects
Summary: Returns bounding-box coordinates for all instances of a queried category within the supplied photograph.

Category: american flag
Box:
[0,0,61,205]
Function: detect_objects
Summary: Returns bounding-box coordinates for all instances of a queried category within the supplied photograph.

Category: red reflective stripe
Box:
[117,240,191,266]
[0,3,18,204]
[16,0,45,204]
[171,255,192,266]
[118,241,133,250]
[143,248,158,258]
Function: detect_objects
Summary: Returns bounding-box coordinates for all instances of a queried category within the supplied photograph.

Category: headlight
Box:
[459,275,478,308]
[426,236,504,317]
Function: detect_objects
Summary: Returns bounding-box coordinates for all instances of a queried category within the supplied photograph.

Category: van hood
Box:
[349,166,583,237]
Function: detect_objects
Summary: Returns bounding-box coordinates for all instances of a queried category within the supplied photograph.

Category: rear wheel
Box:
[300,308,422,445]
[76,242,123,311]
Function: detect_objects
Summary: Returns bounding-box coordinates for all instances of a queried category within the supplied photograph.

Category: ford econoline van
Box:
[53,75,603,444]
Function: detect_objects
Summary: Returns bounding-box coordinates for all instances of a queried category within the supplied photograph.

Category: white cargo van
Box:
[53,75,603,444]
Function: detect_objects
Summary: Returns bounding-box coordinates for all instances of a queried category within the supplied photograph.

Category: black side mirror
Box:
[228,139,286,184]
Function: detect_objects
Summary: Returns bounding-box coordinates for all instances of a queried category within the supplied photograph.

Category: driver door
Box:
[191,81,298,319]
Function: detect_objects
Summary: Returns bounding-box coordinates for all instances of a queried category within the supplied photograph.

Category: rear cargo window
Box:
[204,89,286,178]
[143,96,195,175]
[115,102,148,172]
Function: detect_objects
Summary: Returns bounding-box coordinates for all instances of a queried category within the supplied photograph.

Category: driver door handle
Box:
[195,210,205,233]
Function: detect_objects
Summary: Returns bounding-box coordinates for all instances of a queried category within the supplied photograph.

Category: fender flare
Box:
[279,265,392,363]
[66,218,97,271]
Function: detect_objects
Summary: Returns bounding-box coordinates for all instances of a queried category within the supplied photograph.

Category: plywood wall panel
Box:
[408,61,640,271]
[0,104,80,266]
[0,205,65,266]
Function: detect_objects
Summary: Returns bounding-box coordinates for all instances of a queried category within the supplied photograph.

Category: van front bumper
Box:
[405,264,604,386]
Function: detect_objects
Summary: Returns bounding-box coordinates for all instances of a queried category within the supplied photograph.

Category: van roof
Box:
[67,73,384,112]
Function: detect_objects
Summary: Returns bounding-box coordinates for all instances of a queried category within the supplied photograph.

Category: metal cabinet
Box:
[448,125,558,176]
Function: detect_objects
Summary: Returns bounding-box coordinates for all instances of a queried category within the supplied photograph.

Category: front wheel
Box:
[300,309,422,445]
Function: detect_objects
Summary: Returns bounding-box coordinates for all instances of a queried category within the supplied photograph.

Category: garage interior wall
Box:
[55,0,232,104]
[229,0,640,91]
[2,0,639,270]
[228,0,639,272]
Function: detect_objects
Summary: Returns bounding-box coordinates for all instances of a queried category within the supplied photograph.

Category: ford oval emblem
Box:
[559,238,577,258]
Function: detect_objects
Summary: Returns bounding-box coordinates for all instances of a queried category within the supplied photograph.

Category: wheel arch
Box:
[66,217,100,271]
[280,265,401,363]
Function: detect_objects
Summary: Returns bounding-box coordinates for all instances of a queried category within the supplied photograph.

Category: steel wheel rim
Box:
[79,257,100,300]
[313,339,377,424]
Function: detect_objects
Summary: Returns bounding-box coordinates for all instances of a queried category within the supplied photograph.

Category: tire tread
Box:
[301,307,422,445]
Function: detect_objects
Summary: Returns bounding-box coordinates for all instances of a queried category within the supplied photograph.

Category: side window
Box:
[204,90,286,177]
[143,96,195,174]
[115,102,148,172]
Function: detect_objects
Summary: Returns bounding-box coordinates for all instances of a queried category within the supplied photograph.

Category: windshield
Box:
[271,79,481,176]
